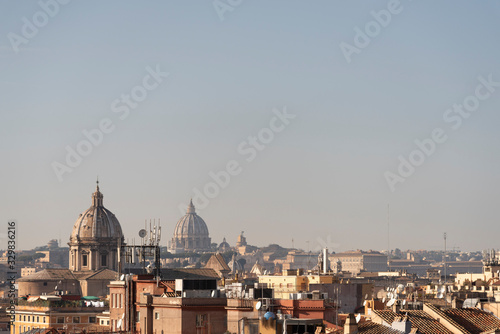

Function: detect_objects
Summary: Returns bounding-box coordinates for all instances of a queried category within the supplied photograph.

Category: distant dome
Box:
[70,183,123,241]
[173,201,209,238]
[218,237,231,252]
[170,200,211,253]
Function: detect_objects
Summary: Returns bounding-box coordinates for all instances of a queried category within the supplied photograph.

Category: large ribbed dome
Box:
[70,182,123,241]
[170,200,211,253]
[173,200,209,237]
[68,181,124,272]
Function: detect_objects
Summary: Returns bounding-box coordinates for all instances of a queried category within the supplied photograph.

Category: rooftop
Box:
[373,309,453,334]
[443,308,500,334]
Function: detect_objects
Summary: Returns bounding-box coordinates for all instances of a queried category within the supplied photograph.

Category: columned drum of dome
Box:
[68,182,124,272]
[169,200,211,254]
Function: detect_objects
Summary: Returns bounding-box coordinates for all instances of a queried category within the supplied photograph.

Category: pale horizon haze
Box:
[1,1,500,253]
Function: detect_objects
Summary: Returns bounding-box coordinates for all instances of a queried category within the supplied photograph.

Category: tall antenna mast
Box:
[387,204,390,272]
[444,232,447,307]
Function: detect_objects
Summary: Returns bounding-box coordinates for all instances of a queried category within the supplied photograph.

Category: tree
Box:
[33,253,46,260]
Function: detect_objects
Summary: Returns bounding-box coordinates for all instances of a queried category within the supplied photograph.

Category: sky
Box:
[1,1,500,253]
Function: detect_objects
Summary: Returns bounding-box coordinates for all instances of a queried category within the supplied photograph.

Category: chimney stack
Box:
[344,313,358,334]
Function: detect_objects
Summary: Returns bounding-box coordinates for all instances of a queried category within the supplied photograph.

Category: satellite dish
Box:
[120,274,125,281]
[382,297,386,303]
[387,287,390,291]
[355,314,361,323]
[402,300,406,306]
[363,301,366,306]
[256,301,262,310]
[211,290,216,298]
[139,229,147,238]
[365,294,368,299]
[116,319,122,329]
[387,299,395,307]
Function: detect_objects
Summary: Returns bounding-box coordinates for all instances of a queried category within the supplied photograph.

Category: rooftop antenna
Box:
[387,204,391,272]
[444,232,447,307]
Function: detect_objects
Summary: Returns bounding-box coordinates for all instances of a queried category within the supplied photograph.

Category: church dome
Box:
[170,200,211,253]
[70,182,123,242]
[218,237,231,252]
[173,200,209,238]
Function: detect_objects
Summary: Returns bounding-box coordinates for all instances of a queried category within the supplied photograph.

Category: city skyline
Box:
[1,1,500,252]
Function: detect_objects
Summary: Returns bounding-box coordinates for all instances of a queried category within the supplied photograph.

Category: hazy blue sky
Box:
[1,1,500,252]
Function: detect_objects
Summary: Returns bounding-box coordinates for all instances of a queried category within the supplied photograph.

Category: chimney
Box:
[392,300,400,313]
[391,315,412,333]
[344,313,358,334]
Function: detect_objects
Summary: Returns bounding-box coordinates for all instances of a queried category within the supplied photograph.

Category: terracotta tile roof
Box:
[443,308,500,334]
[358,322,404,334]
[373,310,453,334]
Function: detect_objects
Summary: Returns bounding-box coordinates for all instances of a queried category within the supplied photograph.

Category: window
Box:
[43,317,46,323]
[89,316,96,323]
[19,315,22,321]
[73,317,80,323]
[107,320,110,325]
[101,254,107,266]
[82,254,88,267]
[136,311,140,322]
[43,282,47,286]
[196,314,207,327]
[37,316,39,323]
[57,317,64,324]
[155,312,160,320]
[28,316,30,322]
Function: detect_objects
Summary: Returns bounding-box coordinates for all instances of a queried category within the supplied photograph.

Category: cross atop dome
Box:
[92,179,103,207]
